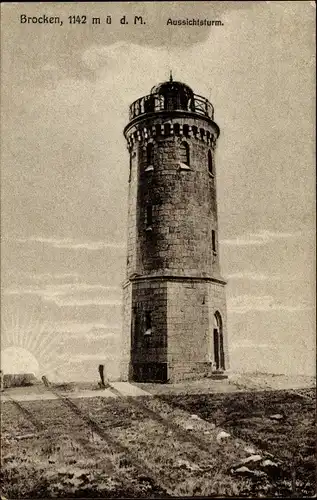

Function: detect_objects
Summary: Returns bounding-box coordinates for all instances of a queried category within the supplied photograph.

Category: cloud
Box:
[5,283,120,296]
[66,330,119,341]
[21,272,81,282]
[52,297,122,307]
[231,340,272,349]
[226,272,281,281]
[2,2,231,95]
[59,353,119,364]
[228,295,313,314]
[11,236,125,251]
[42,63,60,72]
[45,321,121,334]
[4,283,122,307]
[220,229,309,247]
[81,42,135,72]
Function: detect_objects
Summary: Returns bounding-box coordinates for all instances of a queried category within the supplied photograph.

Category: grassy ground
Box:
[162,388,316,497]
[1,386,315,498]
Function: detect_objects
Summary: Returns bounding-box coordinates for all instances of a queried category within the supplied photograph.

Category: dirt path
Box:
[1,382,153,402]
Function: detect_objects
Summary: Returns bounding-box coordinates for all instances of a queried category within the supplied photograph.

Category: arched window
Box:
[147,143,154,166]
[180,141,190,166]
[208,150,214,176]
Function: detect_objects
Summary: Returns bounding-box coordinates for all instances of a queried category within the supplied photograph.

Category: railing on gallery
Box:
[129,93,214,121]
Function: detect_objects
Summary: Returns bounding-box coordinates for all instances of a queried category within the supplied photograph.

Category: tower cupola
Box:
[127,77,215,123]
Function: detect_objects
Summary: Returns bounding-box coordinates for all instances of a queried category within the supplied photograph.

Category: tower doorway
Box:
[213,312,225,370]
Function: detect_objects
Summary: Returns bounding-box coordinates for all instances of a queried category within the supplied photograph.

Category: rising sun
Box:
[1,306,65,379]
[1,346,40,375]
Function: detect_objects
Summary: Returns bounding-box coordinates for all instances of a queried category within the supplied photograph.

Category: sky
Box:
[1,1,315,381]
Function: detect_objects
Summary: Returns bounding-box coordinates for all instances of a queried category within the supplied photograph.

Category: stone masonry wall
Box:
[208,281,229,370]
[125,115,222,281]
[120,281,132,381]
[126,145,139,278]
[130,279,168,365]
[123,109,228,382]
[135,127,220,279]
[167,279,210,382]
[166,279,228,382]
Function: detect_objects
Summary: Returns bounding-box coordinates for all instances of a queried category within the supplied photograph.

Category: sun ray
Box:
[23,308,40,350]
[16,308,29,348]
[14,310,22,346]
[8,312,14,346]
[33,325,58,359]
[27,306,39,333]
[35,329,62,361]
[4,315,13,346]
[1,316,10,346]
[16,308,23,343]
[37,330,64,362]
[27,320,46,353]
[18,308,31,348]
[27,318,43,350]
[11,311,18,346]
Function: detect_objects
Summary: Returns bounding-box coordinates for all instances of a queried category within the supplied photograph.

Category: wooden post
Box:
[42,375,50,387]
[98,364,105,387]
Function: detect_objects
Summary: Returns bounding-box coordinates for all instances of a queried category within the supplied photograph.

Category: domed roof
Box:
[150,76,194,97]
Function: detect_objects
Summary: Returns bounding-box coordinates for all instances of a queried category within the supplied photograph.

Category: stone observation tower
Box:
[121,75,228,383]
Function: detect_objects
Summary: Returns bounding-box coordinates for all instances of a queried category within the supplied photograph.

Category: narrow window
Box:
[146,204,153,230]
[147,143,154,166]
[164,123,171,136]
[183,124,189,137]
[180,141,190,166]
[212,230,217,254]
[174,123,180,135]
[128,153,132,182]
[144,95,155,113]
[165,93,178,110]
[208,150,214,176]
[145,311,152,335]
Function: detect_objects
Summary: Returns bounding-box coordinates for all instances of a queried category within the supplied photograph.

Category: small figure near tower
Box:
[121,76,228,383]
